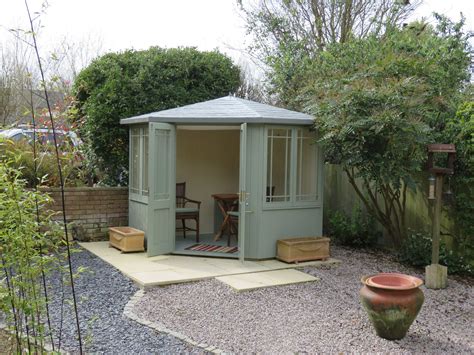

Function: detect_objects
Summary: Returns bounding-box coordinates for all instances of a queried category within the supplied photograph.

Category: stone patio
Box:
[79,241,340,289]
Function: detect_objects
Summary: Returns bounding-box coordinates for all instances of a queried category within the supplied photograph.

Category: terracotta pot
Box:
[360,273,424,340]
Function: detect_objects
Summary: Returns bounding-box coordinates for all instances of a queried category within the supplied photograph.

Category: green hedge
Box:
[72,47,241,184]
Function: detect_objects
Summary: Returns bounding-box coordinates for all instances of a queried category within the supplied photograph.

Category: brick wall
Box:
[41,187,129,242]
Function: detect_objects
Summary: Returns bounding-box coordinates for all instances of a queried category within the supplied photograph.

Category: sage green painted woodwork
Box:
[238,123,248,262]
[125,122,323,260]
[240,125,324,260]
[146,122,176,256]
[129,199,148,236]
[128,124,149,240]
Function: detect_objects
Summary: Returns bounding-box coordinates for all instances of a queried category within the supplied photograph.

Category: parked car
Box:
[0,127,82,148]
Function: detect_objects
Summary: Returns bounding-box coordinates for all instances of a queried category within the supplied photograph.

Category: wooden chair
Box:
[176,182,201,242]
[226,206,239,247]
[226,186,275,246]
[266,185,276,202]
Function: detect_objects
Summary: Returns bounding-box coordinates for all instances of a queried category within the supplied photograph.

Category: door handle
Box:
[237,191,250,203]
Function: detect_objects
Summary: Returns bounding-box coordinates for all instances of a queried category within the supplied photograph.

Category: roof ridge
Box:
[120,95,313,125]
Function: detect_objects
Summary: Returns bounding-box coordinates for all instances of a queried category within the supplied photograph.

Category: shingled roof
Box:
[120,96,313,125]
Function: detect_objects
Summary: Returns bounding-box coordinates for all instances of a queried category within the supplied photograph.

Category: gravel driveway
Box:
[46,247,199,354]
[132,246,474,354]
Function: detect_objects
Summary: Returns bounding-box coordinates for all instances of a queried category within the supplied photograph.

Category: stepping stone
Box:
[216,269,318,291]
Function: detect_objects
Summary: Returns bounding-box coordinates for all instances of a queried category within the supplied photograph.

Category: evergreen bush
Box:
[72,47,241,184]
[328,206,379,248]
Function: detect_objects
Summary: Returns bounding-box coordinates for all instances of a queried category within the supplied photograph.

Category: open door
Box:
[147,122,176,256]
[238,123,248,262]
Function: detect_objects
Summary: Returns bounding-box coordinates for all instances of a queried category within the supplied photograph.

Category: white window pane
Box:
[266,128,291,202]
[296,129,317,201]
[142,130,149,196]
[154,129,170,200]
[130,128,140,194]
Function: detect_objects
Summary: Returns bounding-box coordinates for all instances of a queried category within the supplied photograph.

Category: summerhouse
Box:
[120,96,324,260]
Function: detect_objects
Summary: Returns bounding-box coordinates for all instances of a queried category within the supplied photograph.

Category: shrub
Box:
[328,206,379,248]
[0,138,87,187]
[302,17,471,247]
[72,47,241,184]
[398,232,473,276]
[442,101,474,255]
[0,156,64,349]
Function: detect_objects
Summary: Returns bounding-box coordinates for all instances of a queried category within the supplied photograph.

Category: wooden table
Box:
[211,193,238,241]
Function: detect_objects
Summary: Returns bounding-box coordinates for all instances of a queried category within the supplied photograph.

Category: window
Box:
[153,129,170,200]
[130,126,149,197]
[142,130,149,196]
[130,128,140,194]
[266,128,291,202]
[265,126,318,206]
[296,128,318,201]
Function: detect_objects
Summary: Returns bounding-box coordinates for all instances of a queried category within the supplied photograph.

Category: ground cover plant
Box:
[328,207,379,248]
[398,232,473,276]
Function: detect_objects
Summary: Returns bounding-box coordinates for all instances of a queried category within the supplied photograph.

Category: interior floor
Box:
[173,233,239,259]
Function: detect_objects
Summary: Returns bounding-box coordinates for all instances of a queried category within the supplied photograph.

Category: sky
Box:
[0,0,473,73]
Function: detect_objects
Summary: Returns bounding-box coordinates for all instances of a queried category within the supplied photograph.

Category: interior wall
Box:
[176,129,240,235]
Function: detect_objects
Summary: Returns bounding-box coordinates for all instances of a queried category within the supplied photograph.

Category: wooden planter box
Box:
[109,227,145,253]
[277,237,330,263]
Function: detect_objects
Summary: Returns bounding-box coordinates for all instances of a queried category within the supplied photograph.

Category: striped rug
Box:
[185,244,239,254]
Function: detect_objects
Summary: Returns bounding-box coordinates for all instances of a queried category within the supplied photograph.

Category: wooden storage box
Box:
[277,237,330,263]
[109,227,145,253]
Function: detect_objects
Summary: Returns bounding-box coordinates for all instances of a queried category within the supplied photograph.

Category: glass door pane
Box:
[153,129,170,200]
[130,128,140,194]
[142,130,149,196]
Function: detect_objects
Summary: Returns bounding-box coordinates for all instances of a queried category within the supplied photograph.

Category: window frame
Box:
[296,127,319,203]
[129,125,149,203]
[265,127,292,204]
[262,125,320,210]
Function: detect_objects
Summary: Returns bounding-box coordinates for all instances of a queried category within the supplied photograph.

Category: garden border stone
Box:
[123,289,225,354]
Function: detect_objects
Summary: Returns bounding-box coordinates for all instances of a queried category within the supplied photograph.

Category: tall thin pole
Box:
[431,174,443,265]
[24,1,83,352]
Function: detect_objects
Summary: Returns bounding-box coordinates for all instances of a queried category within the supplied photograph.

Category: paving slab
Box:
[79,241,339,288]
[215,269,319,291]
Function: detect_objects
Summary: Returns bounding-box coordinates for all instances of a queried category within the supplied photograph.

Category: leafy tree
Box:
[302,18,471,247]
[238,0,420,106]
[72,47,241,184]
[443,101,474,256]
[235,62,268,103]
[0,41,32,126]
